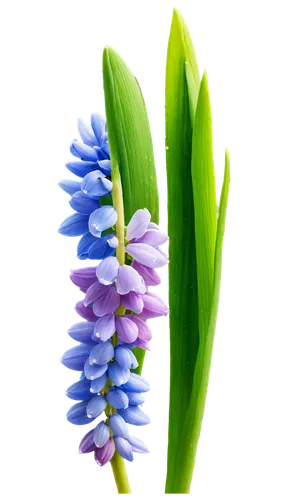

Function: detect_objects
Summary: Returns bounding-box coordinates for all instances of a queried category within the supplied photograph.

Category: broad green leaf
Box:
[102,47,159,374]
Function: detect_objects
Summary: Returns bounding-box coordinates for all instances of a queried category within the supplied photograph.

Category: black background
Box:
[47,0,242,498]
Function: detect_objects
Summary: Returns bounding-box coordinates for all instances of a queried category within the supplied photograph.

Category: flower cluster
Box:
[59,113,168,465]
[58,113,118,260]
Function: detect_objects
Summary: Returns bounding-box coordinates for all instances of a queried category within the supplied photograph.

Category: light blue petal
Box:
[69,191,100,214]
[89,206,117,235]
[114,346,133,370]
[91,113,106,143]
[96,256,119,285]
[66,400,93,425]
[58,179,81,195]
[77,118,98,147]
[109,414,129,438]
[106,388,129,409]
[127,435,149,453]
[114,437,134,462]
[97,159,111,175]
[84,359,108,380]
[93,421,110,448]
[58,213,89,237]
[90,372,108,394]
[88,341,114,365]
[121,373,150,393]
[118,406,150,426]
[86,395,106,419]
[108,362,130,387]
[66,378,91,401]
[66,161,98,178]
[70,139,99,162]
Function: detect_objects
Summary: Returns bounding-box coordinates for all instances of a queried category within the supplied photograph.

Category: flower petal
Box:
[69,191,100,215]
[114,346,133,370]
[109,414,129,438]
[84,359,108,381]
[106,388,129,409]
[97,159,111,175]
[68,321,98,345]
[96,256,119,285]
[70,139,99,162]
[66,378,92,401]
[126,208,151,240]
[116,316,138,343]
[93,421,110,448]
[108,362,130,387]
[70,267,97,291]
[90,113,106,143]
[126,243,168,268]
[127,316,152,342]
[92,314,116,342]
[131,260,161,286]
[135,229,169,248]
[120,292,144,314]
[90,373,108,394]
[60,344,92,371]
[89,206,117,235]
[86,395,106,419]
[121,373,150,393]
[89,342,114,365]
[77,117,98,147]
[118,406,150,426]
[75,301,98,322]
[58,179,81,195]
[58,213,89,237]
[94,438,115,466]
[125,392,145,406]
[79,429,97,454]
[66,161,98,178]
[127,435,149,454]
[66,401,92,425]
[92,285,120,317]
[116,265,146,295]
[88,234,116,260]
[114,437,134,462]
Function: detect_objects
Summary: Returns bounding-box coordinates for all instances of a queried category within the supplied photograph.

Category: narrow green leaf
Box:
[191,72,217,345]
[165,7,201,489]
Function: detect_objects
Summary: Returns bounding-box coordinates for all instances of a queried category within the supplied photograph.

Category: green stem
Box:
[109,165,131,494]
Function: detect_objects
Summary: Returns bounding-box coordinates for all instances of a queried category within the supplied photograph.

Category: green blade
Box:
[165,8,200,489]
[191,72,217,345]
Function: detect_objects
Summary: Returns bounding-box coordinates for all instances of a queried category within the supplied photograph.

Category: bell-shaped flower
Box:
[59,179,81,195]
[127,435,149,454]
[88,206,117,236]
[69,191,100,214]
[118,406,151,426]
[114,437,134,462]
[66,377,92,401]
[94,438,115,466]
[86,395,107,419]
[66,400,93,425]
[81,170,112,198]
[121,373,150,393]
[109,414,129,438]
[93,421,110,448]
[58,213,89,237]
[79,428,97,454]
[60,344,92,371]
[106,387,129,409]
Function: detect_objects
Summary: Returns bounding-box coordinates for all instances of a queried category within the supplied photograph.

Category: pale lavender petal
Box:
[84,281,104,306]
[140,291,169,318]
[92,285,120,317]
[127,435,150,454]
[131,261,161,286]
[79,429,97,454]
[134,338,151,350]
[116,316,138,343]
[116,265,146,295]
[70,267,97,291]
[94,438,115,466]
[96,256,119,285]
[75,301,98,322]
[126,209,151,240]
[92,314,116,341]
[135,229,169,248]
[120,292,144,314]
[128,316,152,341]
[147,222,160,230]
[126,243,168,269]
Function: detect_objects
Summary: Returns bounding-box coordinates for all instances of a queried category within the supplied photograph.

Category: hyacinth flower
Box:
[163,6,231,496]
[58,40,169,493]
[60,163,169,469]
